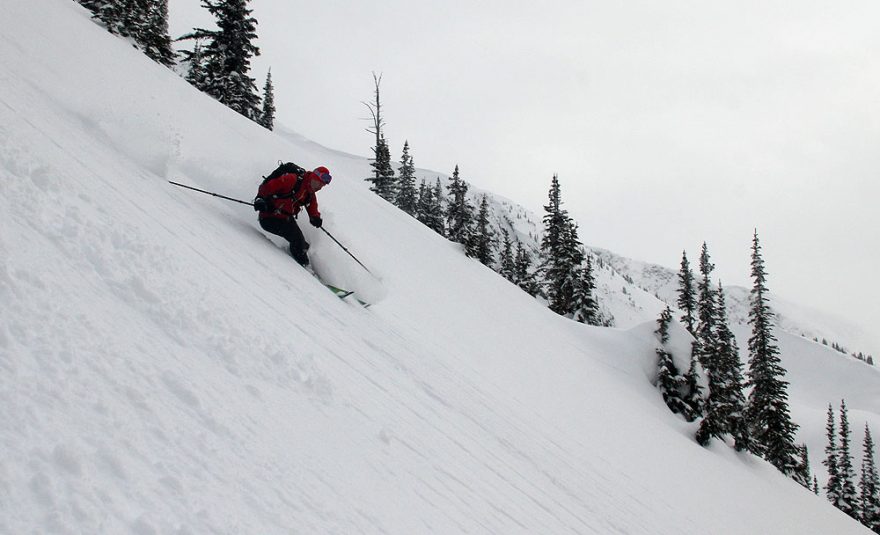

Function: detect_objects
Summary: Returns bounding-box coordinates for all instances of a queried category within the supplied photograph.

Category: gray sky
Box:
[169,1,880,351]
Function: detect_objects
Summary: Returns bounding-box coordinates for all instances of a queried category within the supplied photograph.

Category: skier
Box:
[253,165,332,266]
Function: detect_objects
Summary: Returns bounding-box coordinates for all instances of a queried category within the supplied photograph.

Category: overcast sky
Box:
[169,1,880,351]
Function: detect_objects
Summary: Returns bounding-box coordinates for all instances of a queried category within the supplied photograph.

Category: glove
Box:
[309,216,323,228]
[253,196,273,212]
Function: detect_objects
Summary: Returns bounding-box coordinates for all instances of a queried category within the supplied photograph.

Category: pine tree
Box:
[257,69,276,130]
[797,444,813,490]
[860,424,880,532]
[695,242,717,373]
[655,307,690,416]
[514,241,540,297]
[498,229,516,282]
[367,135,396,201]
[184,39,206,88]
[540,174,584,317]
[428,178,446,236]
[745,231,800,477]
[681,351,704,422]
[445,165,473,245]
[396,141,418,216]
[180,0,262,120]
[838,400,860,519]
[825,403,844,506]
[573,255,601,326]
[677,250,697,335]
[696,281,749,451]
[814,476,820,495]
[468,195,495,265]
[141,0,175,66]
[80,0,174,66]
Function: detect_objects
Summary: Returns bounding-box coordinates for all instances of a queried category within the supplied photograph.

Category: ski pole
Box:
[321,227,374,276]
[168,180,254,207]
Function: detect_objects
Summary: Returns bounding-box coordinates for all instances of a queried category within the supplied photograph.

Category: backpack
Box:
[262,161,306,184]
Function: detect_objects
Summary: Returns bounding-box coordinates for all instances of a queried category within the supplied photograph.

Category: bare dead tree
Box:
[362,72,384,183]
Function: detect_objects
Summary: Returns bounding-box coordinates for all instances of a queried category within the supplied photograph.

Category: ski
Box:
[324,284,370,308]
[325,284,354,299]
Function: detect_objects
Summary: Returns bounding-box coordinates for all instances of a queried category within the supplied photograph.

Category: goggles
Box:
[318,171,332,184]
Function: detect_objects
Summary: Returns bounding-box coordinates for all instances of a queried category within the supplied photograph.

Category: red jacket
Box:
[257,171,321,221]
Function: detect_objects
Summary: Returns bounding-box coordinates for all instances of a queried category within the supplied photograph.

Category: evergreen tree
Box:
[814,476,820,495]
[838,400,860,519]
[681,352,704,422]
[860,424,880,532]
[180,0,262,120]
[367,135,396,200]
[745,231,800,477]
[467,195,495,265]
[677,250,697,335]
[445,165,473,245]
[696,281,749,451]
[540,174,584,317]
[825,403,844,506]
[80,0,174,66]
[498,229,516,282]
[416,180,429,222]
[396,141,418,216]
[573,255,601,326]
[655,307,690,416]
[416,179,444,235]
[184,39,206,88]
[695,242,717,373]
[514,241,540,297]
[427,178,446,236]
[257,69,276,130]
[141,0,175,66]
[797,444,813,491]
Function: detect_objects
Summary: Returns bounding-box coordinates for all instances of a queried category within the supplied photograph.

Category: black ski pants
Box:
[259,217,310,265]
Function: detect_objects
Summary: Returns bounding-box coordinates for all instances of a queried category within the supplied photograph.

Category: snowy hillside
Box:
[1,1,877,533]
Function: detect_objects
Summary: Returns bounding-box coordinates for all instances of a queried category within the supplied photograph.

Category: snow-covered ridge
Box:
[0,1,875,533]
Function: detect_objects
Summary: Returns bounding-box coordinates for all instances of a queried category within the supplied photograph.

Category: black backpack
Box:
[262,161,306,184]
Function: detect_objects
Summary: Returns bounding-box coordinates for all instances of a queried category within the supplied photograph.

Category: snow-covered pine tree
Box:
[415,179,429,223]
[368,135,396,201]
[838,400,861,519]
[80,0,173,67]
[514,241,540,297]
[745,231,800,477]
[396,141,418,216]
[681,354,704,422]
[695,242,717,372]
[540,175,584,317]
[428,178,446,236]
[257,69,275,130]
[655,307,690,417]
[692,243,718,435]
[797,444,813,491]
[180,0,261,120]
[677,250,697,335]
[826,403,844,506]
[445,165,473,246]
[141,0,175,66]
[498,229,516,282]
[573,254,601,326]
[860,424,880,532]
[183,39,206,88]
[696,281,749,451]
[467,195,495,265]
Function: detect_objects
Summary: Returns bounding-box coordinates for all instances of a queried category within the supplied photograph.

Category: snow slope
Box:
[0,1,875,533]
